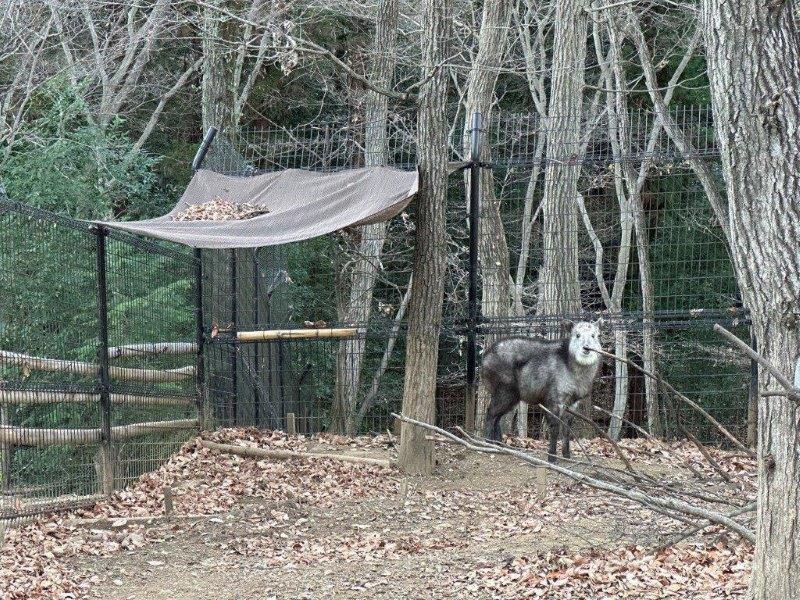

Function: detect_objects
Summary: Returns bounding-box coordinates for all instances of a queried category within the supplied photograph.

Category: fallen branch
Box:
[564,406,644,481]
[392,413,755,543]
[200,440,394,468]
[588,348,754,457]
[657,503,756,551]
[592,404,704,478]
[679,425,732,484]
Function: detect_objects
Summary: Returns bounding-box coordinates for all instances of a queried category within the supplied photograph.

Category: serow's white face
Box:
[569,321,602,366]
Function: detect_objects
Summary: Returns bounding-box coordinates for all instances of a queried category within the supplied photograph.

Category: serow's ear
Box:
[561,319,575,334]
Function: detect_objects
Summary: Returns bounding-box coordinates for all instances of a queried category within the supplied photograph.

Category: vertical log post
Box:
[94,226,116,495]
[194,248,206,429]
[286,412,297,436]
[465,112,483,434]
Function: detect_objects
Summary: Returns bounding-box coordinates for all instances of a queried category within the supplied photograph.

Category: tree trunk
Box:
[536,0,586,321]
[701,1,800,598]
[535,0,587,438]
[461,0,514,436]
[330,0,400,435]
[397,0,449,475]
[632,204,661,436]
[201,0,232,132]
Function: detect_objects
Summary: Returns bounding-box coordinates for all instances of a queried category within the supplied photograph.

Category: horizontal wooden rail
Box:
[107,342,198,359]
[235,327,361,342]
[0,389,196,407]
[0,350,195,383]
[0,493,104,521]
[0,418,199,446]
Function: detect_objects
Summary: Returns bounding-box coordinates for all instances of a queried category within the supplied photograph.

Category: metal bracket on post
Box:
[465,112,483,434]
[93,225,115,495]
[191,127,218,172]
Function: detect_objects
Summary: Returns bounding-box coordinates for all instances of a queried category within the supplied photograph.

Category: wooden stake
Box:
[163,486,174,517]
[535,466,548,500]
[286,412,297,436]
[94,444,118,496]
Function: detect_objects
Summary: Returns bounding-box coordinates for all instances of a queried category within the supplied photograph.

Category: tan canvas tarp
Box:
[99,167,418,248]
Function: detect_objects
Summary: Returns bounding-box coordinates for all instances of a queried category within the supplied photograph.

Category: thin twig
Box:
[592,404,704,478]
[656,503,755,551]
[679,425,732,484]
[563,406,646,482]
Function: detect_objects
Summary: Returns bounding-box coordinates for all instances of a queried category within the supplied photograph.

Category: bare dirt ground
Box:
[1,429,753,599]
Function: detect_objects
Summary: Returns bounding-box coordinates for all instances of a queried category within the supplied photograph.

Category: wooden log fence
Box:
[0,350,195,382]
[0,418,199,446]
[0,389,196,407]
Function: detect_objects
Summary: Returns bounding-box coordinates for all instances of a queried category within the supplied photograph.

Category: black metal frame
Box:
[465,112,483,433]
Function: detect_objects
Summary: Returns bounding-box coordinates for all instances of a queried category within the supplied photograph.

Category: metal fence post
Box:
[465,112,483,434]
[230,249,238,426]
[194,248,206,429]
[191,128,216,431]
[94,225,115,495]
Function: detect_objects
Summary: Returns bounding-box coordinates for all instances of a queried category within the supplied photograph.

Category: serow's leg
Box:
[484,387,518,442]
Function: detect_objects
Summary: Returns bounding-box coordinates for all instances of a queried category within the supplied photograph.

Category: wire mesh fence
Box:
[0,106,754,525]
[0,200,200,523]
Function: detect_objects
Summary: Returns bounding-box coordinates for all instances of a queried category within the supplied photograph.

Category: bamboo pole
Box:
[235,328,361,342]
[0,418,199,446]
[107,342,198,359]
[0,350,195,382]
[0,389,196,406]
[200,440,394,468]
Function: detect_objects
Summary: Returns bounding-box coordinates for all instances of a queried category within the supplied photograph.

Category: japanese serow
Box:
[482,321,603,463]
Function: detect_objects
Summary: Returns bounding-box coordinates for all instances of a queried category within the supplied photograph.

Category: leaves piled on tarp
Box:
[171,197,269,221]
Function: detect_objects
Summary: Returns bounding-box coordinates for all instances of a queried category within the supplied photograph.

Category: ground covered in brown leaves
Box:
[0,429,754,599]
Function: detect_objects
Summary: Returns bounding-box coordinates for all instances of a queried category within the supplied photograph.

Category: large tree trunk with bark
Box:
[397,0,449,475]
[330,0,400,435]
[535,0,587,437]
[536,0,586,321]
[201,0,232,132]
[462,0,514,436]
[701,1,800,598]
